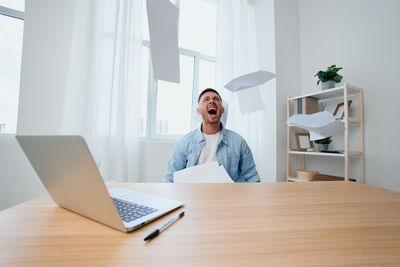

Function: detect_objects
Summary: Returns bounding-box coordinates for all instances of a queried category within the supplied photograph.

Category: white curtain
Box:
[82,0,143,182]
[216,0,271,180]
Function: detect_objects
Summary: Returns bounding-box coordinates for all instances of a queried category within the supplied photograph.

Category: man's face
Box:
[197,91,224,125]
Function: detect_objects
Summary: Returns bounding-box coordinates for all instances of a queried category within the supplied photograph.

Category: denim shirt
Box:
[164,124,260,183]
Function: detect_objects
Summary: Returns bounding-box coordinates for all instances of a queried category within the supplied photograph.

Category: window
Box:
[0,1,24,134]
[141,0,217,138]
[156,55,194,135]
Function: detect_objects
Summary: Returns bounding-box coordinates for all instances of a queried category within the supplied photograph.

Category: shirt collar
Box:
[195,123,228,145]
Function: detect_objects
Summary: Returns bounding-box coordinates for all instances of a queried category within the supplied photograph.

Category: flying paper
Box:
[224,70,275,115]
[147,0,180,83]
[224,70,276,92]
[236,87,265,115]
[220,100,229,126]
[287,111,345,141]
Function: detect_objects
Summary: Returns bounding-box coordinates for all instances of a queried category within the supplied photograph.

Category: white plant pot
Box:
[321,81,335,90]
[318,144,329,152]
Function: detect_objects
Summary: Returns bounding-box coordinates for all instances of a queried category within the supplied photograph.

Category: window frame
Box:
[142,0,217,140]
[101,0,217,140]
[142,39,216,140]
[0,6,24,20]
[0,5,24,135]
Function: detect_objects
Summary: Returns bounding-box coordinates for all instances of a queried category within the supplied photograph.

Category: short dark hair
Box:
[197,88,222,103]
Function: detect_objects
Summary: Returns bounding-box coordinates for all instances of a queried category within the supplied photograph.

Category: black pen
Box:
[144,211,185,241]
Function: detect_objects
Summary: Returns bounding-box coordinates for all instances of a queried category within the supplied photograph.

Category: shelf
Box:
[349,151,363,156]
[289,151,345,157]
[288,177,309,182]
[288,150,362,157]
[347,117,361,126]
[288,174,357,182]
[288,84,360,101]
[286,83,364,183]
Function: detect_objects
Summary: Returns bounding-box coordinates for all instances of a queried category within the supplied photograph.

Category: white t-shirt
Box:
[197,131,221,165]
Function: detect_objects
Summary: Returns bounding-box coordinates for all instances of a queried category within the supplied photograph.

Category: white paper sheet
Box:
[220,100,229,126]
[147,0,180,83]
[236,86,265,115]
[309,131,326,141]
[287,111,345,141]
[173,161,233,183]
[224,70,276,92]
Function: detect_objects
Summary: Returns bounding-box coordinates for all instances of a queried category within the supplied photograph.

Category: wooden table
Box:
[1,182,400,266]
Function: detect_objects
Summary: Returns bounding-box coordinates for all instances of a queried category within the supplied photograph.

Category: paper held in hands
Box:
[173,161,233,183]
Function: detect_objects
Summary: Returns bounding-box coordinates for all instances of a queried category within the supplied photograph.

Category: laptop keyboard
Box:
[112,198,158,223]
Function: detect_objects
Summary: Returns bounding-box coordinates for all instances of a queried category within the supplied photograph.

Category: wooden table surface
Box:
[1,182,400,266]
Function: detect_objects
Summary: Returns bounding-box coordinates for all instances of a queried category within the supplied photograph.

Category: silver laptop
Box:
[16,135,184,233]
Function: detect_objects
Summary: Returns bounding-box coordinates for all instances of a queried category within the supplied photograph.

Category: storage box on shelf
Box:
[286,83,364,182]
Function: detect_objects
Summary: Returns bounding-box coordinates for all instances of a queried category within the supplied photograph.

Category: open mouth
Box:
[208,108,217,115]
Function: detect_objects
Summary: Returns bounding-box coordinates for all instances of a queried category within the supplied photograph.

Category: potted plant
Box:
[314,65,343,90]
[315,136,332,152]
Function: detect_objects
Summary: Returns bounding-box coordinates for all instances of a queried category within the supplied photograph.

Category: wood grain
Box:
[1,182,400,266]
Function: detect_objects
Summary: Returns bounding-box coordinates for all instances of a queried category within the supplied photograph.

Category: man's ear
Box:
[221,106,225,114]
[196,107,200,114]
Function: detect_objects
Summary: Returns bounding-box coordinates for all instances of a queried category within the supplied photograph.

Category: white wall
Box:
[0,136,45,211]
[274,0,302,181]
[17,0,80,135]
[139,141,175,182]
[298,0,400,191]
[0,0,98,211]
[0,0,81,211]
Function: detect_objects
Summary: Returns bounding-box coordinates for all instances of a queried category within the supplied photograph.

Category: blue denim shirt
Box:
[164,124,260,183]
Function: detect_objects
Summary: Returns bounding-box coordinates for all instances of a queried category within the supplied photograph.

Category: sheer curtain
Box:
[83,0,143,182]
[18,0,144,182]
[216,0,271,180]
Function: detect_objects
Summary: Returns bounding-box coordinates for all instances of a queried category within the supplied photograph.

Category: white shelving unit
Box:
[286,83,364,182]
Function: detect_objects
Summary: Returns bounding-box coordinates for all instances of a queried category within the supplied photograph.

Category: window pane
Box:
[156,55,193,135]
[0,0,24,12]
[0,14,23,133]
[140,46,149,136]
[179,0,217,56]
[198,59,215,93]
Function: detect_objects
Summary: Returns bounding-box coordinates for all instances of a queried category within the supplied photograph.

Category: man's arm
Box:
[238,140,260,182]
[164,142,187,183]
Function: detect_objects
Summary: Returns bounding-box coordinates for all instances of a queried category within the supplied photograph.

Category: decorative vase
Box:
[318,144,329,152]
[321,80,335,90]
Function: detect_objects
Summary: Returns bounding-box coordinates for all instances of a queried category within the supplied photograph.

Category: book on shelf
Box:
[293,97,318,115]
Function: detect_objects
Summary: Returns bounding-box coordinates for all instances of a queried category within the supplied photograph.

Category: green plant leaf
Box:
[315,136,332,144]
[315,65,343,84]
[334,74,343,83]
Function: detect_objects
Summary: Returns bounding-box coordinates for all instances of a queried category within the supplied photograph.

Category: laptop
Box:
[16,135,184,233]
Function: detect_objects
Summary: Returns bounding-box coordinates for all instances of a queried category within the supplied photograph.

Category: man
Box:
[164,88,260,183]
